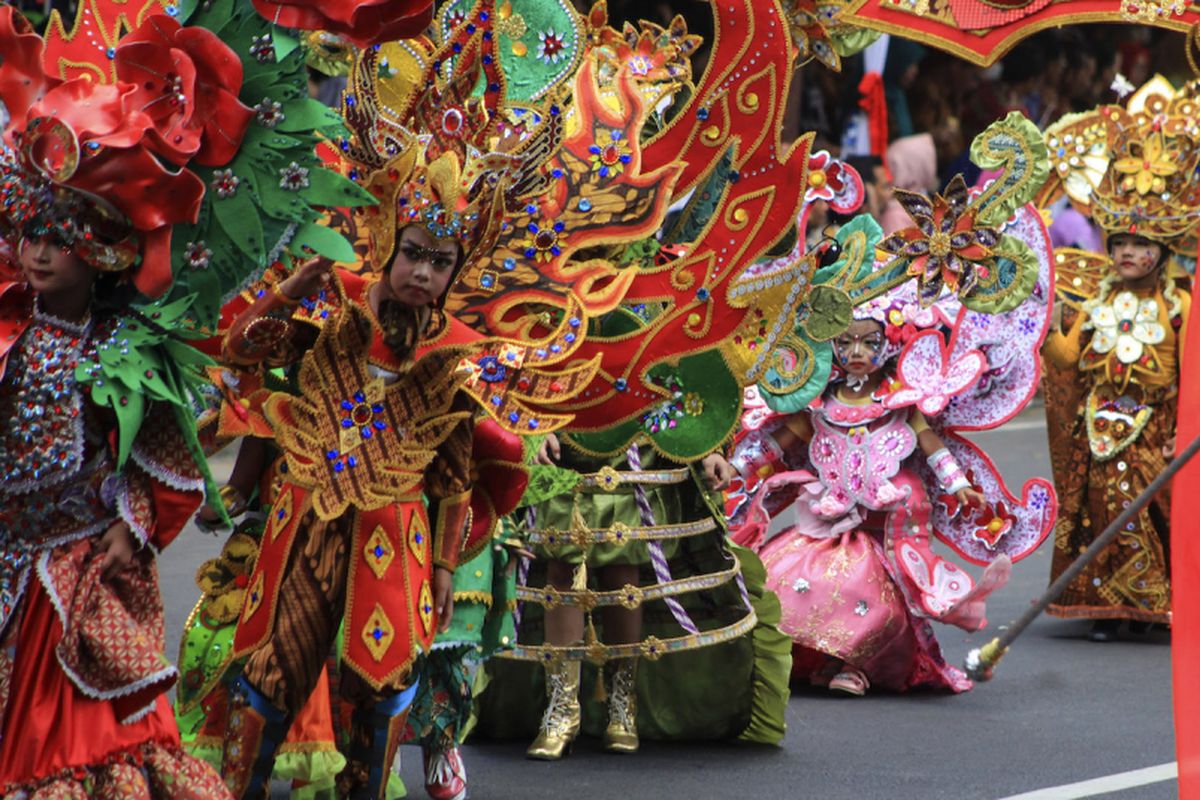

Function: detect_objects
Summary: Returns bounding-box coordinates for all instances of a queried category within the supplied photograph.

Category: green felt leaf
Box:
[213,186,265,262]
[275,99,345,133]
[298,166,376,208]
[644,351,741,460]
[272,29,301,59]
[292,220,359,263]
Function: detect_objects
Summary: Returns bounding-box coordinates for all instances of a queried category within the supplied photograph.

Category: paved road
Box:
[158,407,1177,800]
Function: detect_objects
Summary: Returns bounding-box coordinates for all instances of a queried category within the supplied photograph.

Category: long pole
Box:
[965,434,1200,680]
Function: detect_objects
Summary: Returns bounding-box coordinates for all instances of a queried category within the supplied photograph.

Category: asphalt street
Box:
[158,405,1177,800]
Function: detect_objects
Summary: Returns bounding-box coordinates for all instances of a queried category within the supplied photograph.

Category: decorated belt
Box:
[515,560,740,610]
[500,607,757,663]
[524,517,718,549]
[576,466,691,492]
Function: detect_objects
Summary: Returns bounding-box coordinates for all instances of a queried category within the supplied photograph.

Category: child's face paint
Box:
[834,320,886,379]
[1109,233,1164,283]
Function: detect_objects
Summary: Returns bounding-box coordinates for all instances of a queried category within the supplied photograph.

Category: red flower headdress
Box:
[0,7,254,297]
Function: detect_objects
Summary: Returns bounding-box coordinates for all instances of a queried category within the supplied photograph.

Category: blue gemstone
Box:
[528,419,539,430]
[482,54,492,64]
[415,533,423,544]
[552,169,564,179]
[372,403,384,413]
[374,545,385,558]
[354,391,365,403]
[277,508,285,520]
[373,420,386,430]
[341,400,354,410]
[345,95,356,107]
[466,23,477,33]
[535,349,547,358]
[334,461,345,473]
[488,83,499,92]
[480,10,489,20]
[342,419,353,428]
[615,378,628,391]
[327,450,339,460]
[569,317,581,327]
[565,333,576,343]
[697,108,710,120]
[579,199,592,212]
[553,221,565,232]
[550,344,561,353]
[508,411,520,423]
[528,221,540,234]
[503,258,516,271]
[362,428,373,439]
[481,274,495,287]
[452,43,463,53]
[524,248,536,259]
[373,628,383,640]
[348,455,358,468]
[491,395,502,406]
[697,288,710,301]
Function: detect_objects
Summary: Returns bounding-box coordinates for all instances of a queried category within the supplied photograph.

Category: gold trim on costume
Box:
[524,517,719,549]
[516,560,740,609]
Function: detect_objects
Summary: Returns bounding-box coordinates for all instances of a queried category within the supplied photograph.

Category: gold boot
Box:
[526,659,582,760]
[602,658,639,753]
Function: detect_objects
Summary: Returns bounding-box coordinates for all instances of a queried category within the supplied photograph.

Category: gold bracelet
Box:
[271,283,301,306]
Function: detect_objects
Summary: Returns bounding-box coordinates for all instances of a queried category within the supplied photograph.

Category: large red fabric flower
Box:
[0,10,205,297]
[115,16,254,167]
[250,0,434,47]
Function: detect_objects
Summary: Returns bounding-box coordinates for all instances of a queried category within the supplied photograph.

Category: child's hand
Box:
[956,487,986,510]
[433,566,455,632]
[96,521,136,580]
[702,453,737,491]
[278,258,333,301]
[1164,435,1177,459]
[536,433,561,465]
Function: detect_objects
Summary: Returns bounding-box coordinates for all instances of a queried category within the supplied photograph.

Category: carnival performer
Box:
[0,10,236,795]
[1039,76,1197,640]
[729,113,1060,696]
[733,300,1001,695]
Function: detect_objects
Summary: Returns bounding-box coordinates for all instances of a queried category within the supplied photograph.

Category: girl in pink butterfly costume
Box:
[732,208,1058,695]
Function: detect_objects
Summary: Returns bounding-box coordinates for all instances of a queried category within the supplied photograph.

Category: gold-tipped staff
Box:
[965,434,1200,681]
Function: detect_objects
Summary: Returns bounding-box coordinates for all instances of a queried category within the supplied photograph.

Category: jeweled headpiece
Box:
[1043,75,1200,254]
[340,23,554,272]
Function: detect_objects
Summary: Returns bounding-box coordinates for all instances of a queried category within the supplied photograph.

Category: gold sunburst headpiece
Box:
[339,12,559,270]
[1043,75,1200,254]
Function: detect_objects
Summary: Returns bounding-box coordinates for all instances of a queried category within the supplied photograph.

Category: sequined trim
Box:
[576,467,691,492]
[501,608,757,663]
[516,561,740,609]
[524,517,718,549]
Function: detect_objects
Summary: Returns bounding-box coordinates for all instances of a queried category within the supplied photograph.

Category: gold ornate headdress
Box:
[339,24,559,270]
[1042,75,1200,254]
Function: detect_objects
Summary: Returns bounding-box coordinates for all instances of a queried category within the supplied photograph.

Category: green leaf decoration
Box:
[74,294,229,526]
[969,111,1050,228]
[165,0,376,332]
[292,220,360,263]
[566,350,741,460]
[759,336,832,414]
[960,233,1041,314]
[437,0,584,104]
[802,284,852,342]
